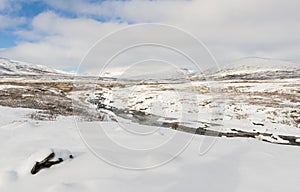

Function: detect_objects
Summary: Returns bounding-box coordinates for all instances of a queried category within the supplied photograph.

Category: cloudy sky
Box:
[0,0,299,72]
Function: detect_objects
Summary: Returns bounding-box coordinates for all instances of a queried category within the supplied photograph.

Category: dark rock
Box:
[31,152,64,175]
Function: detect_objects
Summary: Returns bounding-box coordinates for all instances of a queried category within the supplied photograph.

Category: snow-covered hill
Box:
[101,65,194,80]
[214,57,300,80]
[0,57,68,76]
[225,57,298,71]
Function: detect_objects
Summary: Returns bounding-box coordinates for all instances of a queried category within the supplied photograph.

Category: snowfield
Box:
[1,106,300,192]
[0,57,300,191]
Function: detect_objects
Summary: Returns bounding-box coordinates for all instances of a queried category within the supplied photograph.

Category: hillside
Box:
[0,57,67,76]
[213,57,300,80]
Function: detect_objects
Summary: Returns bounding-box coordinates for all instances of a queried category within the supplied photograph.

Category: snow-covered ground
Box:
[1,106,300,192]
[83,77,300,145]
[0,57,300,191]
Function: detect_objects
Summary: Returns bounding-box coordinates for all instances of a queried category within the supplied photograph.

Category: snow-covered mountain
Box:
[0,57,68,76]
[214,57,300,80]
[101,65,193,80]
[1,56,299,80]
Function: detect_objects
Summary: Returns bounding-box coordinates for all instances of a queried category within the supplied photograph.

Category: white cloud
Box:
[1,0,300,73]
[51,0,299,64]
[0,0,23,12]
[0,0,8,10]
[2,12,218,73]
[1,11,127,71]
[0,15,25,29]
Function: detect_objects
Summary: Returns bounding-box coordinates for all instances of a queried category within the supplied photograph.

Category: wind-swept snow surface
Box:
[1,106,300,192]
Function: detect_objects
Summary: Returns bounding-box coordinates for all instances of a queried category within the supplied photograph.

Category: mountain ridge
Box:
[209,57,300,80]
[1,57,299,80]
[0,57,69,76]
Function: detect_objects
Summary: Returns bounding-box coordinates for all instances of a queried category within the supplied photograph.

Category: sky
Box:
[0,0,299,73]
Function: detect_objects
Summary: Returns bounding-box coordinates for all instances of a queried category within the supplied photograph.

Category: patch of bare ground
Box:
[0,81,101,120]
[0,86,73,119]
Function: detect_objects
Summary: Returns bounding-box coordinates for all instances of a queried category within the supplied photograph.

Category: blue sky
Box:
[0,1,79,48]
[0,0,118,47]
[0,0,299,72]
[1,1,44,47]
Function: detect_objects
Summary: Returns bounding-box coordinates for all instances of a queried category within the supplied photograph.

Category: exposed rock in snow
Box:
[26,149,74,175]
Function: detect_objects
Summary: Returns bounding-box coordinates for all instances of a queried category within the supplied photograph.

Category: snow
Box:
[1,106,300,192]
[100,63,192,80]
[194,57,300,81]
[0,56,300,191]
[85,77,299,132]
[0,57,71,76]
[0,85,27,89]
[219,57,300,75]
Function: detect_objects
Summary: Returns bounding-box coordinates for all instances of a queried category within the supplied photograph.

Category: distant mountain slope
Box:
[0,57,68,76]
[101,65,193,80]
[214,57,300,80]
